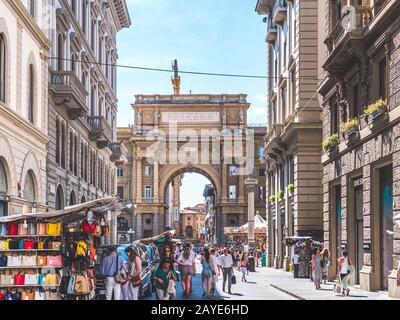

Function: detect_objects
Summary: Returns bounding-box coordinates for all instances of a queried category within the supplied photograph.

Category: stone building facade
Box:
[318,0,400,297]
[256,0,323,269]
[0,0,52,217]
[46,0,130,210]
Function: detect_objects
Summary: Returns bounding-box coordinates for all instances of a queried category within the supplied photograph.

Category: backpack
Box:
[76,241,88,256]
[74,274,90,294]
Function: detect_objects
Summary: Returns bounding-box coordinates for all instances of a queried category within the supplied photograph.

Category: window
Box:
[74,135,78,176]
[117,186,124,199]
[117,168,124,177]
[379,58,387,99]
[57,34,64,71]
[0,33,5,103]
[29,0,35,18]
[259,186,265,201]
[91,20,96,51]
[144,165,152,176]
[229,185,237,199]
[56,119,60,165]
[61,123,66,169]
[91,86,96,116]
[291,69,296,112]
[82,0,87,35]
[24,170,36,202]
[71,0,77,16]
[352,84,360,118]
[229,165,237,176]
[281,87,287,121]
[145,186,152,198]
[28,66,34,123]
[71,54,76,73]
[259,169,266,177]
[330,99,339,135]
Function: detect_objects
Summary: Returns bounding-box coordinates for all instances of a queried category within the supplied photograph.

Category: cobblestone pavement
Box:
[144,257,398,300]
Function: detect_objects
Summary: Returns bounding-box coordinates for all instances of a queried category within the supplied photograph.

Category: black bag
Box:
[8,239,19,250]
[231,274,236,285]
[320,259,325,268]
[59,275,71,294]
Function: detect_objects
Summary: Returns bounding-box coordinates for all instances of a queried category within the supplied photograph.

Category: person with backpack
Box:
[100,247,123,300]
[201,248,214,297]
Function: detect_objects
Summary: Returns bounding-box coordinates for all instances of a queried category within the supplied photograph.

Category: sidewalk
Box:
[253,267,397,300]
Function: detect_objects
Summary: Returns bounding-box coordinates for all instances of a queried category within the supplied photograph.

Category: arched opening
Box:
[81,195,86,204]
[28,65,35,123]
[0,32,6,103]
[0,158,8,217]
[69,190,76,206]
[55,185,64,210]
[24,170,36,203]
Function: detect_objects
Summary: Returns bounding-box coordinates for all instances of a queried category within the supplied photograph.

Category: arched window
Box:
[117,217,129,231]
[28,65,34,123]
[81,195,86,204]
[90,86,95,116]
[28,0,35,18]
[61,123,66,169]
[69,191,76,206]
[0,33,6,103]
[24,170,36,202]
[69,131,74,172]
[74,134,78,176]
[55,185,64,210]
[0,160,7,195]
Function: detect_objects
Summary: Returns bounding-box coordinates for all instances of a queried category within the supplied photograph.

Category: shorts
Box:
[181,265,194,277]
[213,275,219,283]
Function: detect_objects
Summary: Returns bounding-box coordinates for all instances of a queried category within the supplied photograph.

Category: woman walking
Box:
[201,248,214,297]
[177,244,196,297]
[124,246,142,300]
[239,255,247,282]
[337,251,352,296]
[210,249,219,295]
[320,248,330,284]
[154,259,177,300]
[312,248,322,289]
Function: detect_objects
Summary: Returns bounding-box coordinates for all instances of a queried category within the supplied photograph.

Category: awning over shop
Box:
[0,196,127,224]
[224,214,267,236]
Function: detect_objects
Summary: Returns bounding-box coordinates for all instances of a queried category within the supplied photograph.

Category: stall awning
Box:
[0,196,127,224]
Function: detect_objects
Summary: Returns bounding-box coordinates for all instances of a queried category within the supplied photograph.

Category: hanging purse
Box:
[22,255,37,266]
[0,255,7,267]
[74,274,89,294]
[37,223,46,236]
[18,223,28,236]
[23,239,35,250]
[46,223,61,236]
[34,289,45,300]
[8,254,22,267]
[8,223,18,235]
[21,289,35,300]
[28,223,36,235]
[76,241,88,256]
[14,270,25,285]
[94,223,101,237]
[47,255,62,266]
[36,255,47,266]
[82,220,96,234]
[0,223,7,236]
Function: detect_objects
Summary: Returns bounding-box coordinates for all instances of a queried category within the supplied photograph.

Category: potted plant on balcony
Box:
[340,117,360,144]
[278,189,284,201]
[269,195,276,204]
[364,98,388,129]
[287,183,294,197]
[322,133,339,157]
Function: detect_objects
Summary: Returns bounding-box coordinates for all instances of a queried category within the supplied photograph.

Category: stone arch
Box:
[0,135,17,194]
[69,190,76,206]
[55,184,65,210]
[159,164,221,204]
[20,151,42,201]
[0,17,11,106]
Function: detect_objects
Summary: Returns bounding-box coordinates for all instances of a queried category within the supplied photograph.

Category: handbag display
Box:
[8,223,18,236]
[28,223,36,235]
[0,223,7,236]
[23,239,35,250]
[21,289,35,300]
[14,271,25,285]
[5,290,20,300]
[18,223,28,236]
[37,240,45,250]
[36,255,47,266]
[45,272,60,286]
[8,255,22,267]
[46,223,61,236]
[0,272,14,285]
[22,255,37,266]
[37,223,46,236]
[34,289,45,301]
[47,255,62,266]
[25,271,39,285]
[0,255,7,267]
[51,241,62,250]
[45,290,61,300]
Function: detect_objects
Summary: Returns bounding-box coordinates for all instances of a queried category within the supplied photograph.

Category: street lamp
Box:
[128,228,135,243]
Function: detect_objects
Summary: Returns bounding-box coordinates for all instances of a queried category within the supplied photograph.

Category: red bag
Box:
[14,273,25,285]
[0,292,5,300]
[23,239,35,250]
[8,223,18,235]
[82,221,96,234]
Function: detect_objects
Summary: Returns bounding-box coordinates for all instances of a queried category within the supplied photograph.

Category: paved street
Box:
[145,257,398,300]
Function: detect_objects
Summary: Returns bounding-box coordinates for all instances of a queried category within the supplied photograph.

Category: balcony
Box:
[265,19,278,44]
[109,142,122,162]
[49,71,88,120]
[273,0,287,25]
[264,123,286,161]
[87,116,112,149]
[323,5,372,74]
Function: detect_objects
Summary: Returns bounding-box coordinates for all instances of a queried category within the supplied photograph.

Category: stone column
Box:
[154,161,159,200]
[245,176,258,248]
[131,146,137,200]
[136,213,143,240]
[136,157,142,202]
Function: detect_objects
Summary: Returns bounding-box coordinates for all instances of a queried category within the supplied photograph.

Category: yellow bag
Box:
[289,264,293,272]
[76,241,87,256]
[37,241,45,250]
[46,223,61,235]
[45,273,59,285]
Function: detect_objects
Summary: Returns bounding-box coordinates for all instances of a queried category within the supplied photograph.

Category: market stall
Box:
[0,196,125,300]
[283,236,314,278]
[224,215,267,249]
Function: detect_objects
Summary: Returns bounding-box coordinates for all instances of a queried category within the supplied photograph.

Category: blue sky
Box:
[116,0,268,128]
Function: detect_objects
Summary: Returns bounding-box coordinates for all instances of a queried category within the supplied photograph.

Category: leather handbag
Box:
[28,223,36,235]
[36,255,47,266]
[94,224,101,237]
[14,271,25,285]
[37,223,46,235]
[0,223,7,236]
[51,241,62,250]
[45,290,61,300]
[0,292,5,300]
[18,223,28,236]
[1,272,14,285]
[8,255,22,267]
[74,274,89,294]
[8,239,19,250]
[25,271,39,285]
[47,255,62,266]
[37,240,45,250]
[34,289,45,300]
[8,223,18,235]
[5,290,20,300]
[0,240,7,251]
[0,255,7,267]
[18,239,24,249]
[22,255,37,266]
[45,272,59,285]
[24,239,35,250]
[46,223,61,235]
[21,289,35,300]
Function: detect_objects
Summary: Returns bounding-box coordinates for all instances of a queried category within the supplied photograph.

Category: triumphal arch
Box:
[117,63,266,244]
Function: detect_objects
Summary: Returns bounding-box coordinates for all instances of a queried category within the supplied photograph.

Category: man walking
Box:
[292,250,300,278]
[220,248,234,294]
[101,247,123,300]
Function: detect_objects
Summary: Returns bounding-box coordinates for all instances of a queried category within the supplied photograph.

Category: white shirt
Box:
[292,254,299,265]
[340,258,349,274]
[211,255,219,269]
[178,252,195,266]
[220,254,233,268]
